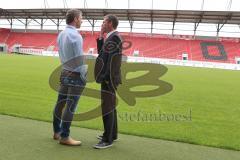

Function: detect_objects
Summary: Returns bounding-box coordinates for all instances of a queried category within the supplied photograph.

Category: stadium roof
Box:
[0,8,240,37]
[1,8,240,24]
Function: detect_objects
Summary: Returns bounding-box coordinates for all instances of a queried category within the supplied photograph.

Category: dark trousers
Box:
[53,70,85,138]
[101,81,118,143]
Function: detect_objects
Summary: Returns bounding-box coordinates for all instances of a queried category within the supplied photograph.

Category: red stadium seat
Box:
[0,28,240,64]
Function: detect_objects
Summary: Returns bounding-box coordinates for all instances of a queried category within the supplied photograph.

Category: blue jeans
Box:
[53,71,85,138]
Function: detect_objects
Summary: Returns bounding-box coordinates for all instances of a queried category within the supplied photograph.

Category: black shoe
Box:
[93,141,113,149]
[96,135,119,142]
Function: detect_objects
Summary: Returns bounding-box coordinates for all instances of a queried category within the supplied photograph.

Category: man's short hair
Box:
[66,9,82,25]
[105,14,119,29]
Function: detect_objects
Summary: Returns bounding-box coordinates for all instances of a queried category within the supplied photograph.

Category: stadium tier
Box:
[0,28,240,64]
[2,30,58,50]
[0,28,10,43]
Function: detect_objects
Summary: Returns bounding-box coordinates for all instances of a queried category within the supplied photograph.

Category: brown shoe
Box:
[59,137,82,146]
[53,133,60,140]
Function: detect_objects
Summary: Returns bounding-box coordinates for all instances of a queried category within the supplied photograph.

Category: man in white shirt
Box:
[53,9,86,146]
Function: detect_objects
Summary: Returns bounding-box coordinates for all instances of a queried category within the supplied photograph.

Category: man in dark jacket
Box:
[94,14,122,149]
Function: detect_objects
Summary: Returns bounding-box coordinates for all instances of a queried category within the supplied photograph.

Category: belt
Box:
[62,70,80,76]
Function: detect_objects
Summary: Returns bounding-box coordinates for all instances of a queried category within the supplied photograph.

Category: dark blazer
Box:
[94,31,122,89]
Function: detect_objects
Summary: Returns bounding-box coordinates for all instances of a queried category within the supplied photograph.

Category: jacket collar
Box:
[105,30,118,42]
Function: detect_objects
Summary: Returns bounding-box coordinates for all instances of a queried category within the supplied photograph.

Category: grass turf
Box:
[1,114,240,160]
[0,53,240,151]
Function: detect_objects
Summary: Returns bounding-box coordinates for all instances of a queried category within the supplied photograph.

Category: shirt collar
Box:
[66,25,77,30]
[106,30,117,39]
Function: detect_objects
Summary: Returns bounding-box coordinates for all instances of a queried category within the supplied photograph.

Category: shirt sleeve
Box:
[72,35,83,56]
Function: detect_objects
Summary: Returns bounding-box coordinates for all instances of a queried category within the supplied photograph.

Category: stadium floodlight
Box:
[63,0,68,9]
[43,0,49,8]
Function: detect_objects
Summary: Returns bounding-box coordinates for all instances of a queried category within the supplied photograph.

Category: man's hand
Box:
[100,24,106,39]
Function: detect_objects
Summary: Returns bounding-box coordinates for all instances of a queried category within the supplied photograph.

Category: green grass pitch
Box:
[0,53,239,151]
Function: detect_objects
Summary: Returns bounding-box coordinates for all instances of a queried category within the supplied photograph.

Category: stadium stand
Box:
[0,28,10,43]
[5,32,58,50]
[1,28,240,64]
